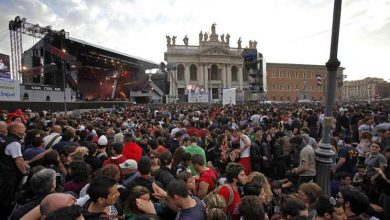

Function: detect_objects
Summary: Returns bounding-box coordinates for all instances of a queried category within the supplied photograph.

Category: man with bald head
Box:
[0,122,27,216]
[20,193,77,220]
[43,125,62,149]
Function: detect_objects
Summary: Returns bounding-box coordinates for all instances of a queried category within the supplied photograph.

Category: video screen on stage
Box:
[186,84,207,94]
[0,53,11,79]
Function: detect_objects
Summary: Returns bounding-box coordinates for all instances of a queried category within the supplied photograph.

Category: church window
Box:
[190,64,197,81]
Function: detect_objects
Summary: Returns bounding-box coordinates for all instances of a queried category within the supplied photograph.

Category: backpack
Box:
[210,183,235,208]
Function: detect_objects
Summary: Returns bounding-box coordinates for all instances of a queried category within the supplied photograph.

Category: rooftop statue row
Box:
[166,23,257,49]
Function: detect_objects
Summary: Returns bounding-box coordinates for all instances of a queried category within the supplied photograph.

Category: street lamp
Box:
[315,0,342,196]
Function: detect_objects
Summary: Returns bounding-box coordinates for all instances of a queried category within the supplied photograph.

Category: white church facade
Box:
[164,24,258,103]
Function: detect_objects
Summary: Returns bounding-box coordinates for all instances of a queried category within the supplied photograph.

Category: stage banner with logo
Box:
[0,53,11,79]
[0,78,20,101]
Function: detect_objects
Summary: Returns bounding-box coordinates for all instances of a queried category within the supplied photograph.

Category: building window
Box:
[190,64,197,81]
[178,88,185,95]
[211,64,220,80]
[280,96,283,101]
[272,84,275,90]
[295,84,298,89]
[177,64,185,81]
[231,66,238,81]
[280,85,283,90]
[212,88,219,99]
[287,85,290,90]
[272,96,276,101]
[295,72,299,78]
[303,72,307,78]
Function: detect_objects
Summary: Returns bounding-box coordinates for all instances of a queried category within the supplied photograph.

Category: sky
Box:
[0,0,389,81]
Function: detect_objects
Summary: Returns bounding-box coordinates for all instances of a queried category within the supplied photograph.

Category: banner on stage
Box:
[0,78,20,101]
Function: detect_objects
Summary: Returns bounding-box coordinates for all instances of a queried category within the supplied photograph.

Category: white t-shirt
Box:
[5,142,23,158]
[240,134,251,158]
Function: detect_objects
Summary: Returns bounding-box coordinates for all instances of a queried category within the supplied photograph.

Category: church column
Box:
[204,64,209,95]
[199,63,204,89]
[227,64,232,88]
[222,64,226,89]
[184,64,190,87]
[238,65,243,90]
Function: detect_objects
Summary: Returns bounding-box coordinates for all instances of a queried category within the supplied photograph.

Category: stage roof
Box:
[68,37,158,70]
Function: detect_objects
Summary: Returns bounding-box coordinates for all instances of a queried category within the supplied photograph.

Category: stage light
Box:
[112,85,114,88]
[22,66,27,70]
[62,49,66,53]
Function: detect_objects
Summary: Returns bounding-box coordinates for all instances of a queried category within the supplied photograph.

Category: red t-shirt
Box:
[155,145,168,154]
[123,142,143,161]
[102,155,127,167]
[217,185,240,220]
[187,127,200,137]
[197,168,218,193]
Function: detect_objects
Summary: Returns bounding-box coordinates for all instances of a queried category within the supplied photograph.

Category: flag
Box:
[316,74,322,86]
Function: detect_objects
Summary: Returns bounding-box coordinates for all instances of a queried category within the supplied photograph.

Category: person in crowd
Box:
[202,193,228,220]
[335,136,358,175]
[364,142,387,203]
[169,131,184,154]
[191,153,218,199]
[0,121,8,138]
[96,135,109,163]
[272,131,286,180]
[45,204,84,220]
[126,156,162,202]
[149,150,160,172]
[239,195,266,220]
[153,151,174,188]
[64,161,91,195]
[301,127,318,149]
[236,125,252,175]
[9,168,57,220]
[123,133,143,162]
[23,136,45,161]
[137,179,207,220]
[298,182,322,220]
[280,196,309,220]
[176,171,196,196]
[120,159,140,186]
[43,125,62,149]
[103,142,127,168]
[52,129,79,152]
[217,162,248,220]
[303,110,319,139]
[84,176,121,218]
[337,186,370,220]
[315,195,347,220]
[84,143,102,171]
[21,193,77,220]
[175,152,192,175]
[290,135,316,185]
[185,135,206,176]
[248,171,273,205]
[0,122,28,216]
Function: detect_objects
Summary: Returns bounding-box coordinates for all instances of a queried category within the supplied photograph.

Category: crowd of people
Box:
[0,101,389,220]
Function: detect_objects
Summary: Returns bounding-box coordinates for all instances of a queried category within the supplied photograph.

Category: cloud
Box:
[0,0,389,81]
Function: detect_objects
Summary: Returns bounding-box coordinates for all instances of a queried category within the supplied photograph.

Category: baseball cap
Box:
[119,159,138,170]
[97,135,108,146]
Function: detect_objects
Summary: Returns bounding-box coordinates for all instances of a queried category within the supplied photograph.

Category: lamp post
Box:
[315,0,342,196]
[60,30,67,115]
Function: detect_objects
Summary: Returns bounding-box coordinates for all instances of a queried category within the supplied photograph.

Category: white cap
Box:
[119,159,138,170]
[98,135,108,146]
[339,108,348,112]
